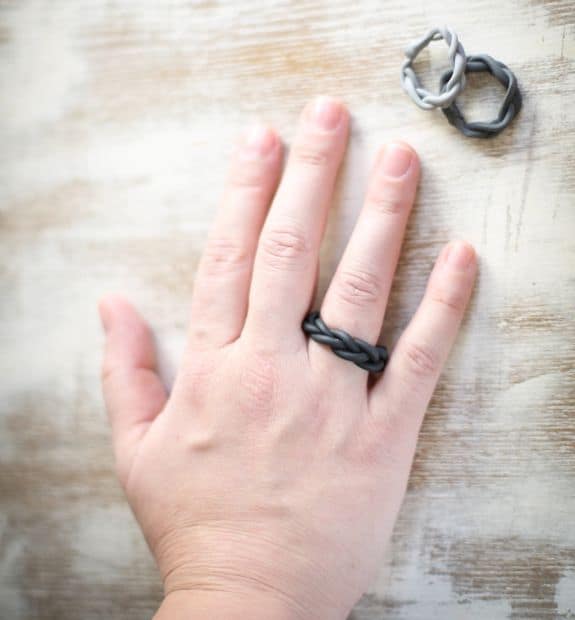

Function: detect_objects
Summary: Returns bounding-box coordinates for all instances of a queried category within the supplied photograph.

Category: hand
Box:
[99,97,477,619]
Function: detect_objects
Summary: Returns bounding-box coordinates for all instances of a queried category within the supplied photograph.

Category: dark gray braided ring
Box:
[439,53,522,138]
[302,311,389,373]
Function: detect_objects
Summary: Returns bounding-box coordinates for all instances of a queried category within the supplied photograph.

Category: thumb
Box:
[99,294,168,487]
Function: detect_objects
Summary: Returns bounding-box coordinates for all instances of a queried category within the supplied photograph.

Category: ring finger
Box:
[309,142,420,382]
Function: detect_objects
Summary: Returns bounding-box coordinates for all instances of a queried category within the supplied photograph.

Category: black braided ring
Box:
[439,53,522,138]
[302,311,389,373]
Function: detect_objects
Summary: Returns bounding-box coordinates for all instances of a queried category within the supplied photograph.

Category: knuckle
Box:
[403,340,440,378]
[335,267,382,307]
[261,224,310,269]
[238,352,277,419]
[429,284,467,314]
[367,190,408,216]
[229,161,268,191]
[290,141,330,168]
[177,354,218,405]
[201,237,250,276]
[186,323,212,346]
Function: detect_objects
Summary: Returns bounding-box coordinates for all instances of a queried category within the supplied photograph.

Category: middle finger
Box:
[243,96,349,350]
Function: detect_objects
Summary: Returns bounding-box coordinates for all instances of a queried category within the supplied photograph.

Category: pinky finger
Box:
[370,241,477,432]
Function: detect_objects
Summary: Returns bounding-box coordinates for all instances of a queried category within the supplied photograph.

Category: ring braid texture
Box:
[400,25,467,110]
[303,311,389,373]
[400,26,522,138]
[439,53,522,138]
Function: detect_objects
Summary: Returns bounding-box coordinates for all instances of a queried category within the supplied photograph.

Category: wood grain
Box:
[1,1,574,618]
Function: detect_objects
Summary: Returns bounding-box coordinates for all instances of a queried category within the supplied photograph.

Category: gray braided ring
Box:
[302,311,389,373]
[400,26,467,110]
[439,54,522,138]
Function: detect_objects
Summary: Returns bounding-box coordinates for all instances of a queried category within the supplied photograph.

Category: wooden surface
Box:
[1,1,574,618]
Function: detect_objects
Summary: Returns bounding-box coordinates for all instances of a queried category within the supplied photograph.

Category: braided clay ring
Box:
[400,26,467,110]
[439,54,522,138]
[302,311,389,373]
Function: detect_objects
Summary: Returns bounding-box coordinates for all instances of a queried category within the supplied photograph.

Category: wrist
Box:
[154,590,309,620]
[150,521,353,620]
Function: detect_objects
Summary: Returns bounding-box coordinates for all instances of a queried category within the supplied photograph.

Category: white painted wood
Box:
[1,1,573,617]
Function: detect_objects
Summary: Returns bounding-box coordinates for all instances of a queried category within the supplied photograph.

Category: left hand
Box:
[99,96,477,619]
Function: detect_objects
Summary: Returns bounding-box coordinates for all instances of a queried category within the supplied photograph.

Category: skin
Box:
[99,96,477,619]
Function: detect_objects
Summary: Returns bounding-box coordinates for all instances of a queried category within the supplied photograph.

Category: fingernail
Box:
[309,96,343,130]
[445,241,476,270]
[243,125,276,158]
[380,143,413,177]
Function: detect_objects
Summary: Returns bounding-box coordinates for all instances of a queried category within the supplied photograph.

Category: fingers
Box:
[243,96,350,349]
[370,241,477,431]
[99,295,168,485]
[188,126,283,349]
[310,142,420,380]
